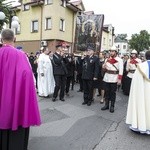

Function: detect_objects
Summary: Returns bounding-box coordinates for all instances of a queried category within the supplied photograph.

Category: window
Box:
[109,39,111,46]
[45,18,52,30]
[31,20,38,32]
[23,4,30,11]
[60,19,65,31]
[45,0,53,5]
[123,45,126,49]
[61,0,66,7]
[15,23,21,34]
[103,37,106,45]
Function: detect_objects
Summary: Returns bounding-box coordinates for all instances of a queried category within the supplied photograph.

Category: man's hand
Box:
[117,79,121,85]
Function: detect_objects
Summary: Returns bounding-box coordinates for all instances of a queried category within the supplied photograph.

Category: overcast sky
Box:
[82,0,150,38]
[5,0,150,38]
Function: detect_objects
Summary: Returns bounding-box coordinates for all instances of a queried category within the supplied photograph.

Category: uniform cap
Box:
[87,46,95,51]
[87,43,96,51]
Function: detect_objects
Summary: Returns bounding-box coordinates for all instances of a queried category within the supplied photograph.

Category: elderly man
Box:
[37,47,55,97]
[51,44,68,102]
[82,45,99,106]
[0,29,41,150]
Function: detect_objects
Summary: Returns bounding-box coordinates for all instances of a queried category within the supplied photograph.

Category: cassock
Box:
[37,53,55,97]
[126,60,150,134]
[0,45,41,150]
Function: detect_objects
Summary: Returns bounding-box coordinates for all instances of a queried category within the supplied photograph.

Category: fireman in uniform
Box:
[101,45,123,113]
[82,46,100,106]
[123,49,141,95]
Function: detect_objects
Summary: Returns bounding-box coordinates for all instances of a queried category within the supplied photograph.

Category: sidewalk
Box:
[28,84,150,150]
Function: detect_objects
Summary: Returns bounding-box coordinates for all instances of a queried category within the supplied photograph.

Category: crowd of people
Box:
[27,43,144,112]
[27,42,150,135]
[1,28,150,150]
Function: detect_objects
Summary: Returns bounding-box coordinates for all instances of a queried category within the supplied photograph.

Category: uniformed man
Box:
[51,44,68,102]
[82,45,99,106]
[123,49,141,95]
[101,45,123,113]
[64,52,75,96]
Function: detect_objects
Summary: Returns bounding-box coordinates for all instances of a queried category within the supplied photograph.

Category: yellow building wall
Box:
[16,6,42,41]
[101,31,109,51]
[42,0,74,42]
[16,0,75,43]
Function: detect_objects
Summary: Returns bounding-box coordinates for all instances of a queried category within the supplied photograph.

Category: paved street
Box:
[28,84,150,150]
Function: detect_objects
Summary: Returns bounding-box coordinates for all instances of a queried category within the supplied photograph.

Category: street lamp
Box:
[0,11,6,20]
[11,16,19,28]
[0,11,19,30]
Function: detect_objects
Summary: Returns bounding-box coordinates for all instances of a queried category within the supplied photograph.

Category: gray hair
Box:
[1,29,15,42]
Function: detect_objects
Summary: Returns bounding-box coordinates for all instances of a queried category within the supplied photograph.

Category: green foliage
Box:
[129,30,150,52]
[0,0,13,30]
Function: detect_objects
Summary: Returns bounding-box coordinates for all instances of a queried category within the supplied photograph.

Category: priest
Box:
[0,29,41,150]
[126,50,150,134]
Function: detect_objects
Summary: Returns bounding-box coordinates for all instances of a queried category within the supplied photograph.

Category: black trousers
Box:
[83,79,94,103]
[122,76,132,96]
[77,74,83,91]
[104,82,117,103]
[0,127,29,150]
[53,75,66,100]
[66,76,72,93]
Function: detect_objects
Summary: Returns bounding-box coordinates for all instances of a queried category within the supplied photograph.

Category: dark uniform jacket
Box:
[52,52,67,75]
[64,54,74,77]
[76,56,83,75]
[82,55,99,80]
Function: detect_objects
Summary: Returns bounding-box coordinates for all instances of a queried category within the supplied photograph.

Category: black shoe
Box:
[44,95,50,98]
[82,102,87,105]
[60,99,65,101]
[52,97,56,102]
[87,101,92,106]
[101,105,109,110]
[66,93,70,96]
[110,106,114,113]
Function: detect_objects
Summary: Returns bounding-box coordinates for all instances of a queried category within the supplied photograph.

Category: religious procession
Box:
[27,41,150,133]
[0,0,150,149]
[0,29,150,150]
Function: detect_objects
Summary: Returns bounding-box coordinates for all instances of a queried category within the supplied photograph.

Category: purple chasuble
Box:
[0,45,41,130]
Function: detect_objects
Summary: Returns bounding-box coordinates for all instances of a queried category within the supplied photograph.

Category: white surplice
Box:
[126,60,150,134]
[37,53,55,97]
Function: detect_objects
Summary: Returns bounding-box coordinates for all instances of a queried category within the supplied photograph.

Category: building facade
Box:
[12,0,84,53]
[114,34,129,56]
[101,24,115,51]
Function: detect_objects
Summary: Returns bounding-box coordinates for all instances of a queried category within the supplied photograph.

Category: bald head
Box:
[1,29,15,43]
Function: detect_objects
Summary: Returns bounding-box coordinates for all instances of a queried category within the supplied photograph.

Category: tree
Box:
[129,30,150,52]
[0,0,14,30]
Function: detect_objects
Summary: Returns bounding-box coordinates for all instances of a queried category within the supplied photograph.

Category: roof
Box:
[115,36,128,43]
[69,0,82,6]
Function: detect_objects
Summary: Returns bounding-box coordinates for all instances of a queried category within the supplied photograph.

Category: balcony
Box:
[26,0,44,7]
